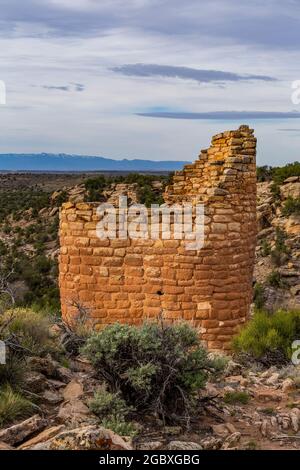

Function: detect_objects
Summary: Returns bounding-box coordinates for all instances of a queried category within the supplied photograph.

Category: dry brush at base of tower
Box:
[59,125,257,351]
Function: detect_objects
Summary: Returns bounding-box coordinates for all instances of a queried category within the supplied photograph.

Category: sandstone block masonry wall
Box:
[59,125,257,351]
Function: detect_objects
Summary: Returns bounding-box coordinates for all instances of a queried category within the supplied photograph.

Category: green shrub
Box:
[261,407,275,416]
[282,196,300,216]
[101,417,137,437]
[267,270,286,288]
[0,384,34,426]
[257,166,273,182]
[272,162,300,185]
[270,182,281,201]
[275,227,288,252]
[0,240,8,256]
[253,283,266,309]
[0,189,50,223]
[223,391,250,405]
[233,309,300,362]
[53,190,68,207]
[269,162,300,202]
[89,389,136,437]
[82,321,220,424]
[0,353,26,389]
[0,308,57,356]
[59,301,93,355]
[89,390,130,421]
[270,250,284,267]
[261,240,271,257]
[270,228,289,267]
[84,176,107,202]
[84,173,168,207]
[245,440,258,450]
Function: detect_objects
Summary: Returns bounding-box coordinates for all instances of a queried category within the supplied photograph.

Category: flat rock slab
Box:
[0,415,47,445]
[57,399,90,424]
[42,390,63,405]
[0,441,14,450]
[19,425,65,450]
[63,380,84,401]
[255,389,284,403]
[32,425,133,450]
[167,441,203,450]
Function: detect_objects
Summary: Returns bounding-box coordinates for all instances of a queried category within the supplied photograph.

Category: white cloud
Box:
[0,0,299,165]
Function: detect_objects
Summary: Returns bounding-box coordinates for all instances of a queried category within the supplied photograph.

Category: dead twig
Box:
[271,434,300,440]
[0,266,16,306]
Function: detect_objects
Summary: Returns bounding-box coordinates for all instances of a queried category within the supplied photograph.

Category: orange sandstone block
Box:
[74,237,90,247]
[201,320,219,329]
[103,258,123,267]
[90,238,110,247]
[124,255,143,266]
[124,286,142,293]
[69,265,80,275]
[81,256,101,266]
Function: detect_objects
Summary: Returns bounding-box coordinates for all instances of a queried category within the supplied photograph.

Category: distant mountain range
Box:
[0,153,188,172]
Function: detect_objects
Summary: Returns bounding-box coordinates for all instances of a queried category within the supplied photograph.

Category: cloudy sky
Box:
[1,0,300,165]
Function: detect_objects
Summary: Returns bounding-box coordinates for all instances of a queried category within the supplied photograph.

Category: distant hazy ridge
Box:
[0,153,189,172]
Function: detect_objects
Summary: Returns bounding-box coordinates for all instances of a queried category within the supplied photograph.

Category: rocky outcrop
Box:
[255,177,300,310]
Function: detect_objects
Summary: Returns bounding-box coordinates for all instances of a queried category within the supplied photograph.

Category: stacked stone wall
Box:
[59,125,257,350]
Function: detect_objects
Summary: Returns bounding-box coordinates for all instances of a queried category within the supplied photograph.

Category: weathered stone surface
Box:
[138,441,163,450]
[221,432,241,449]
[281,378,295,393]
[42,390,63,405]
[255,389,283,402]
[56,399,90,424]
[201,436,222,450]
[212,423,237,437]
[19,426,65,449]
[281,181,300,199]
[23,371,47,393]
[63,380,84,401]
[26,356,58,377]
[285,215,300,236]
[45,425,132,450]
[0,441,14,450]
[0,415,46,445]
[56,367,73,383]
[167,441,203,450]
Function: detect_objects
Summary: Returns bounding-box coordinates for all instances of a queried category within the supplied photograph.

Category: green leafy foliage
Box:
[82,320,221,424]
[0,385,34,427]
[272,162,300,185]
[89,389,130,420]
[233,309,300,362]
[0,308,58,356]
[100,417,137,436]
[223,391,250,405]
[267,162,300,201]
[261,239,271,257]
[84,173,168,206]
[267,270,286,288]
[270,228,289,267]
[282,196,300,216]
[0,189,50,223]
[257,166,273,182]
[0,187,60,311]
[0,353,26,390]
[84,175,107,202]
[253,283,266,309]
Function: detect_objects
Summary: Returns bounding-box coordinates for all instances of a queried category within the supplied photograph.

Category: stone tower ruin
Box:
[59,125,257,351]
